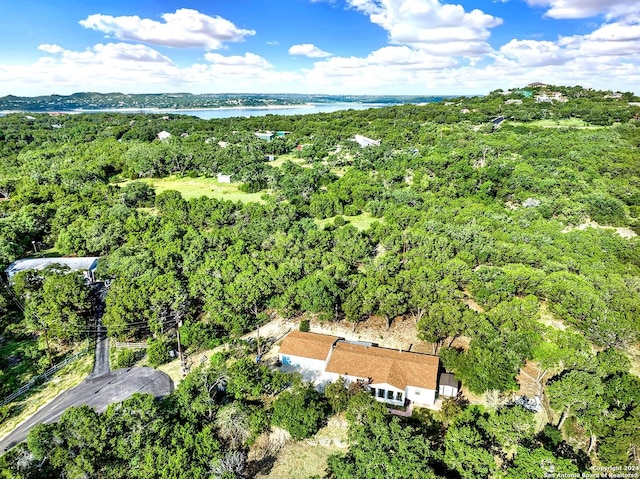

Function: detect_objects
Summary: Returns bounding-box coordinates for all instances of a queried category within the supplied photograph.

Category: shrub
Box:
[147,338,170,368]
[113,348,139,369]
[299,319,309,332]
[272,384,328,440]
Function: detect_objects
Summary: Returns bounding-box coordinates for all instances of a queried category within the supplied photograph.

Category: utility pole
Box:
[256,325,261,361]
[176,319,187,376]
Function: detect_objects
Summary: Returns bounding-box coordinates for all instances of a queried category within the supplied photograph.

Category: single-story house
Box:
[264,155,275,162]
[278,331,342,370]
[157,131,172,141]
[255,132,274,141]
[354,135,381,148]
[438,372,459,398]
[325,341,440,407]
[217,174,233,183]
[5,257,99,283]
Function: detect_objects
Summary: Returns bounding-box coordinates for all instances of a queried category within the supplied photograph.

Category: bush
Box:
[333,216,346,227]
[343,205,361,216]
[0,404,12,424]
[147,338,170,368]
[113,348,140,369]
[272,384,328,440]
[299,319,309,332]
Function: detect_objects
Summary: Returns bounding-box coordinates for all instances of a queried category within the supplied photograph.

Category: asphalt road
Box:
[0,367,174,453]
[89,322,110,378]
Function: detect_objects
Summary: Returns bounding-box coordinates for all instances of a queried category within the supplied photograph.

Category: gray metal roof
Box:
[439,372,459,388]
[5,257,99,278]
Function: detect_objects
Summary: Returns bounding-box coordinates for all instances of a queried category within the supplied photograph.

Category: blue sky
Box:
[1,0,639,95]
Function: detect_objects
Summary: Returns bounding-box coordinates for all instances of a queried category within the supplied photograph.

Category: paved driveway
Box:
[0,367,173,453]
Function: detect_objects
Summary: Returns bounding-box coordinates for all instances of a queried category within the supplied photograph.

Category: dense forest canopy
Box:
[1,84,639,478]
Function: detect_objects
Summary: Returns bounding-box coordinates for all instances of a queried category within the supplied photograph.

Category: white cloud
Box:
[346,0,502,55]
[289,43,332,58]
[524,0,639,20]
[305,46,458,90]
[79,8,255,49]
[37,42,175,65]
[499,39,570,67]
[38,44,66,54]
[204,52,273,69]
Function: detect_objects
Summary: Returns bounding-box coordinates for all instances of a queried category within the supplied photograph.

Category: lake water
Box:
[0,101,429,119]
[178,102,389,119]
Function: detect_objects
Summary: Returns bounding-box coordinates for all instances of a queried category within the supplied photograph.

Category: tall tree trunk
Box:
[557,408,570,430]
[587,434,597,454]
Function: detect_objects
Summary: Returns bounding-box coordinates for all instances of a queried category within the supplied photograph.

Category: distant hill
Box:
[0,92,449,112]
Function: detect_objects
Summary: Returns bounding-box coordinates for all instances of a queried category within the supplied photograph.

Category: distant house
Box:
[505,99,523,105]
[354,134,381,148]
[278,331,342,370]
[5,257,99,284]
[275,131,290,137]
[536,92,566,103]
[255,132,274,141]
[527,82,547,88]
[491,116,505,126]
[217,141,229,148]
[264,154,275,162]
[217,174,232,183]
[438,373,460,398]
[157,131,172,141]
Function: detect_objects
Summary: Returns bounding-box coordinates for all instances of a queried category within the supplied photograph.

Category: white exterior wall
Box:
[439,385,458,397]
[406,386,436,406]
[278,354,326,372]
[369,382,405,406]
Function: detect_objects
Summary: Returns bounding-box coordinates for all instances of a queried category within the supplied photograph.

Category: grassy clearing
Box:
[626,343,640,379]
[268,153,307,168]
[123,176,268,203]
[0,338,41,391]
[538,302,568,331]
[257,417,348,479]
[509,118,605,129]
[315,212,382,231]
[0,354,93,439]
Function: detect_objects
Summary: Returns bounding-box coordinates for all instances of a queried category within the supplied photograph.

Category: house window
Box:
[387,390,394,400]
[396,392,403,401]
[414,390,420,396]
[370,388,376,396]
[378,389,385,398]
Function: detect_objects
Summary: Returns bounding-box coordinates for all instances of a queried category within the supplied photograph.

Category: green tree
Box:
[271,384,328,440]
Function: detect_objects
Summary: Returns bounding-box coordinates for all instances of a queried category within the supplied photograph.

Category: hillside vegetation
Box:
[1,84,639,478]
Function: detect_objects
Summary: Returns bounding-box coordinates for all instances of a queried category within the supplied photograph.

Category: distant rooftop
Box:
[5,257,99,280]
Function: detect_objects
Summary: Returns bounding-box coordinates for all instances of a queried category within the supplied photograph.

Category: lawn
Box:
[0,354,93,439]
[510,118,605,129]
[255,417,349,479]
[268,153,308,168]
[122,176,269,203]
[315,212,382,231]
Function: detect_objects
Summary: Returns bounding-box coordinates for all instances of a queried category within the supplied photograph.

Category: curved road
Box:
[0,367,173,452]
[1,284,174,454]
